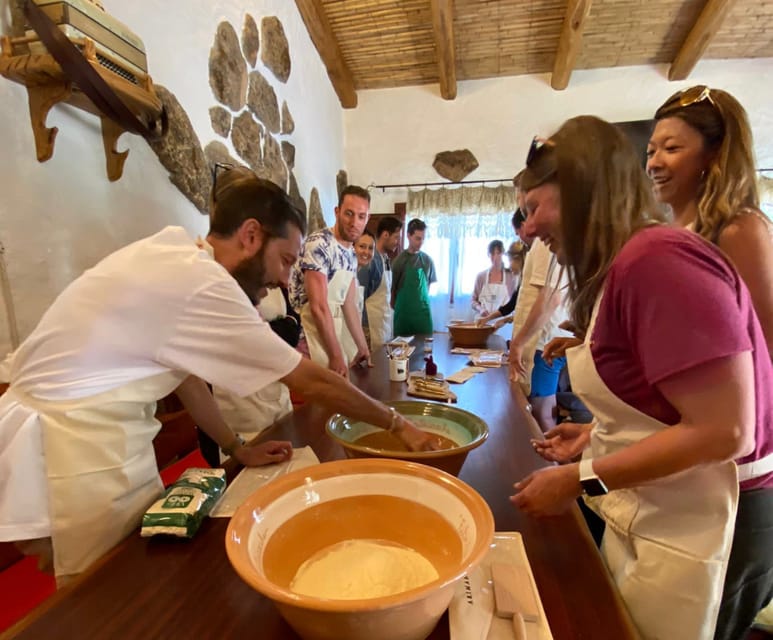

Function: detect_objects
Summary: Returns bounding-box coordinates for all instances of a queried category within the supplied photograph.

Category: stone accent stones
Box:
[432,149,479,182]
[209,21,248,111]
[281,101,295,134]
[261,16,291,83]
[231,111,264,169]
[148,85,211,214]
[260,133,288,190]
[336,170,348,199]
[247,70,280,134]
[241,14,259,67]
[289,173,306,217]
[281,141,295,169]
[308,188,326,234]
[209,106,231,138]
[204,141,238,169]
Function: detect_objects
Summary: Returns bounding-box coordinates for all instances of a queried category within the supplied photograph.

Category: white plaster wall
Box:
[0,0,344,354]
[344,59,773,213]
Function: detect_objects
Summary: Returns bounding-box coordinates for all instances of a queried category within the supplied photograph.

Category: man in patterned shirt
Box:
[289,186,372,376]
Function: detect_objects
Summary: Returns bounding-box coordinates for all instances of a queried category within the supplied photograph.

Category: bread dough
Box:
[290,538,439,600]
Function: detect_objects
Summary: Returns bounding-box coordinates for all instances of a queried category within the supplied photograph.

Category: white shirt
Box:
[8,226,301,400]
[511,238,572,351]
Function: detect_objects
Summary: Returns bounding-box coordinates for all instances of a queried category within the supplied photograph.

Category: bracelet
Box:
[220,434,245,457]
[387,406,400,433]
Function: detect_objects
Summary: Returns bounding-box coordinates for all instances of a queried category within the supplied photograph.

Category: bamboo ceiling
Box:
[294,0,773,107]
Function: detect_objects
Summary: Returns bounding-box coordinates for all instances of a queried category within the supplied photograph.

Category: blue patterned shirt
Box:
[289,228,357,311]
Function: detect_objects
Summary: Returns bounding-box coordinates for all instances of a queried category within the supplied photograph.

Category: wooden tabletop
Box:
[3,334,639,640]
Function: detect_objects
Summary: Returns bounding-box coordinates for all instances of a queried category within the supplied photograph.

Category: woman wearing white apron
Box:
[342,231,374,361]
[471,240,517,319]
[510,118,772,640]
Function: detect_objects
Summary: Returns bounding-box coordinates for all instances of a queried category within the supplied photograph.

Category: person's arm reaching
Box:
[281,358,438,451]
[175,375,292,466]
[305,270,348,376]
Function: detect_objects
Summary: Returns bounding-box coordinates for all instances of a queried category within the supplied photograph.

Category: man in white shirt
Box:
[289,186,371,376]
[508,183,572,432]
[0,167,434,580]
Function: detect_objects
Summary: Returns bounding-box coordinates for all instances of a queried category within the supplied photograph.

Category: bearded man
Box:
[0,167,434,582]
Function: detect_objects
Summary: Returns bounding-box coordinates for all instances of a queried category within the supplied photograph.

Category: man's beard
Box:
[232,246,269,305]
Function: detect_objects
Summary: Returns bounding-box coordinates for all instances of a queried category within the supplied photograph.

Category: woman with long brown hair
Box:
[648,86,773,358]
[510,116,773,640]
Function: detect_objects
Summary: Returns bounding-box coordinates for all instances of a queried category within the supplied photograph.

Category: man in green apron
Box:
[391,218,436,336]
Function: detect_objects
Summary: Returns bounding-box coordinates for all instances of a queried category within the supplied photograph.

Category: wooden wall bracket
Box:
[0,34,160,181]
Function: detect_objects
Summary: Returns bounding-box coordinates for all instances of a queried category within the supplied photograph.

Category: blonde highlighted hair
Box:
[654,87,760,244]
[520,116,667,333]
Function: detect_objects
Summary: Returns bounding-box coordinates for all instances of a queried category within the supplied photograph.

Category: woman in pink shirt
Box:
[511,116,773,640]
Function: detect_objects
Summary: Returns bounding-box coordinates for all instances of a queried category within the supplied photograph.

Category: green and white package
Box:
[141,468,227,538]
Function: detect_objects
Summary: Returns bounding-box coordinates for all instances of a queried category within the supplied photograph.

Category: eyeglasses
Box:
[525,136,554,167]
[658,85,715,116]
[211,162,234,203]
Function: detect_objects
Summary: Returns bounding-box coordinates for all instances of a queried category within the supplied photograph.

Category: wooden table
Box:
[2,335,639,640]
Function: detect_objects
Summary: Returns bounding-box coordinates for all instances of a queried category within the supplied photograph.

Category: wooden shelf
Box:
[0,35,163,181]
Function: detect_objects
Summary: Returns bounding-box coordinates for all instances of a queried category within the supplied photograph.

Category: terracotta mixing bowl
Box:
[447,322,495,347]
[226,458,494,640]
[326,400,489,476]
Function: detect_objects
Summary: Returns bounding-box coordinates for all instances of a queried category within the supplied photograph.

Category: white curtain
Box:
[407,185,517,326]
[760,175,773,218]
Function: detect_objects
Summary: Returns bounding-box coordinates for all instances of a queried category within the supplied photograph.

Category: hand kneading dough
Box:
[290,539,439,599]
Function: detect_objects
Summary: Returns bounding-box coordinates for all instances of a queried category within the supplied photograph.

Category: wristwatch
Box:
[579,458,608,496]
[221,434,245,457]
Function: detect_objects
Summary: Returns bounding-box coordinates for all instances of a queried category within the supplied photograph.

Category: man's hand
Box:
[493,317,509,330]
[393,418,442,452]
[234,440,293,467]
[531,422,592,463]
[476,313,495,326]
[328,352,349,377]
[542,336,582,364]
[349,346,373,369]
[508,341,527,381]
[509,464,582,516]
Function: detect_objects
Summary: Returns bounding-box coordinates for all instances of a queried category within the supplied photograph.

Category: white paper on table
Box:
[210,446,320,517]
[450,532,554,640]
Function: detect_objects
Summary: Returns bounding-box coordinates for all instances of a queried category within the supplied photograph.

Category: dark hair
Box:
[376,216,402,237]
[360,229,375,240]
[407,218,426,235]
[521,116,665,332]
[338,185,371,207]
[513,169,525,189]
[488,239,504,254]
[511,208,527,231]
[209,166,306,238]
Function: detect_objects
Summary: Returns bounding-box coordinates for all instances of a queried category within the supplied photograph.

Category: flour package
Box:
[141,468,226,538]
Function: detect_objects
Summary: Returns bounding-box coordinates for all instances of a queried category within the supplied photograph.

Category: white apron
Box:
[476,270,509,318]
[301,269,354,368]
[1,369,186,577]
[340,284,364,365]
[365,255,393,349]
[567,291,738,640]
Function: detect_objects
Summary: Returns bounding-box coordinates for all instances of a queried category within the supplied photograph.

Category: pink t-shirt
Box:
[591,226,772,490]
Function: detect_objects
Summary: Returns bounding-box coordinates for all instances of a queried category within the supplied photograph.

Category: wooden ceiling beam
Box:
[551,0,593,90]
[430,0,457,100]
[294,0,358,108]
[669,0,736,81]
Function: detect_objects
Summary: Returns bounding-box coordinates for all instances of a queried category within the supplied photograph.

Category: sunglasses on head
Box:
[525,136,555,167]
[659,85,715,116]
[211,161,235,203]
